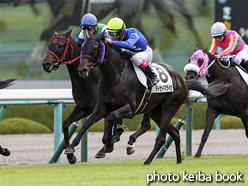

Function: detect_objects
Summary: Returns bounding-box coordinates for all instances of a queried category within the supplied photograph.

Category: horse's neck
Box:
[70,39,81,57]
[207,62,229,83]
[99,48,122,86]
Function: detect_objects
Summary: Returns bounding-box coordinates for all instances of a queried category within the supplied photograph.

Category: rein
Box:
[200,59,216,77]
[47,36,80,66]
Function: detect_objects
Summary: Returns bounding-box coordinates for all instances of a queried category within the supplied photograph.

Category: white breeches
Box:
[131,46,153,67]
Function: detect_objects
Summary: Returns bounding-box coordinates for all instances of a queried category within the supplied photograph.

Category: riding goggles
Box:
[82,26,94,31]
[107,31,120,41]
[213,34,224,39]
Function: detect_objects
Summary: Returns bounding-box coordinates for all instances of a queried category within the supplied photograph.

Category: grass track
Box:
[0,155,247,186]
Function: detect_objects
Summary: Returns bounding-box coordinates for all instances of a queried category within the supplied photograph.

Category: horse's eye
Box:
[93,46,98,51]
[197,58,204,67]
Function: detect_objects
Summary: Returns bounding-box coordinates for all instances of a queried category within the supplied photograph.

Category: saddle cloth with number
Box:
[132,62,174,93]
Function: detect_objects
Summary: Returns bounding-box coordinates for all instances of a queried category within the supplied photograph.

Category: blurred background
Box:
[0,0,247,88]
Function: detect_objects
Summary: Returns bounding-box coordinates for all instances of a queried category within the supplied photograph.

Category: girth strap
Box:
[134,86,152,115]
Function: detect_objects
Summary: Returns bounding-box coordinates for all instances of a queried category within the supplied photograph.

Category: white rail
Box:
[0,89,203,100]
[0,89,73,100]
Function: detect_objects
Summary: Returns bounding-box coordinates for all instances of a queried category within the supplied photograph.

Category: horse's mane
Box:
[207,51,236,67]
[108,44,122,55]
[69,35,81,50]
[108,44,132,60]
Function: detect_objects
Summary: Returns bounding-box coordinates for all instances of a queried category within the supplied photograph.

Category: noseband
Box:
[47,36,80,69]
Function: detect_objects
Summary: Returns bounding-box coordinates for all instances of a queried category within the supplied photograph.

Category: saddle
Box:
[219,58,248,73]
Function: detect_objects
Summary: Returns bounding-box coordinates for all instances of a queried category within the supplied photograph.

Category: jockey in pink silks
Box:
[209,22,248,71]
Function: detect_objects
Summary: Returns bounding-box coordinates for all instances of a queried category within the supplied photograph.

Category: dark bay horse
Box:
[64,31,222,165]
[42,29,154,163]
[184,45,247,158]
[42,29,125,163]
[0,77,17,156]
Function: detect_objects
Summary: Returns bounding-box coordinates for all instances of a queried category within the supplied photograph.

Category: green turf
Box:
[0,155,247,186]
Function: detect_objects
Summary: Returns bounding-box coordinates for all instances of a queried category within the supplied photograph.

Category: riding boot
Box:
[240,59,248,71]
[143,65,160,86]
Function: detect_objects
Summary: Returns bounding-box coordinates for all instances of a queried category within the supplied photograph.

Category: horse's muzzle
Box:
[185,71,198,80]
[78,68,89,79]
[42,61,55,73]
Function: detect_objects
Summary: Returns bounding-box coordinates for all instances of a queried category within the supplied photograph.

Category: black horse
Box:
[0,77,17,156]
[42,29,156,163]
[184,45,246,158]
[64,31,223,165]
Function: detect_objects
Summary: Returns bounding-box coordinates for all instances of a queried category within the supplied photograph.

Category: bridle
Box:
[47,36,80,70]
[186,50,216,79]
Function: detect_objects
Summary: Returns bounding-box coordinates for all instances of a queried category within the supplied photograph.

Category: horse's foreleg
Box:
[95,118,124,159]
[63,105,88,150]
[65,104,108,155]
[167,123,181,164]
[127,113,151,155]
[195,107,218,158]
[102,104,132,153]
[103,119,115,153]
[0,146,10,156]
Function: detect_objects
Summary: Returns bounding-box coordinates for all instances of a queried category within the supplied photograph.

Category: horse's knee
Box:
[107,112,117,121]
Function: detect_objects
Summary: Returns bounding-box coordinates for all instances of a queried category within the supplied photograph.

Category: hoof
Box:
[68,154,77,164]
[1,148,10,156]
[95,149,106,158]
[126,144,135,155]
[104,145,114,153]
[64,146,75,154]
[194,154,201,158]
[144,160,150,165]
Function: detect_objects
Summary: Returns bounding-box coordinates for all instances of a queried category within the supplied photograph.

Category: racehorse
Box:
[184,45,246,158]
[0,77,17,156]
[64,31,223,165]
[42,29,156,163]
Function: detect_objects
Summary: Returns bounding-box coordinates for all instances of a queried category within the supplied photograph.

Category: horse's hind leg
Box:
[195,107,218,158]
[127,113,151,155]
[167,123,181,164]
[239,110,248,138]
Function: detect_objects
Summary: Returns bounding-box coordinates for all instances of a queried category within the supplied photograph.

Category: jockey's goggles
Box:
[213,34,224,39]
[82,26,94,31]
[107,31,120,41]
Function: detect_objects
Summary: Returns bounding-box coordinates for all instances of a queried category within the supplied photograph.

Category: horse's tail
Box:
[185,79,229,98]
[0,78,17,89]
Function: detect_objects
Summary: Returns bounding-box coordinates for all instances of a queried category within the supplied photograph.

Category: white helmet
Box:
[211,22,227,37]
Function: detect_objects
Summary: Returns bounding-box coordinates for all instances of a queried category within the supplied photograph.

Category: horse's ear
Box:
[65,28,73,38]
[203,46,209,54]
[194,45,199,51]
[54,31,58,36]
[97,29,106,41]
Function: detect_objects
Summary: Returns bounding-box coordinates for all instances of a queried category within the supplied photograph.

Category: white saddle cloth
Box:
[132,62,174,93]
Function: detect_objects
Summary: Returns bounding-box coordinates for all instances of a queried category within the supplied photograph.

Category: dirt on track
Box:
[0,129,248,165]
